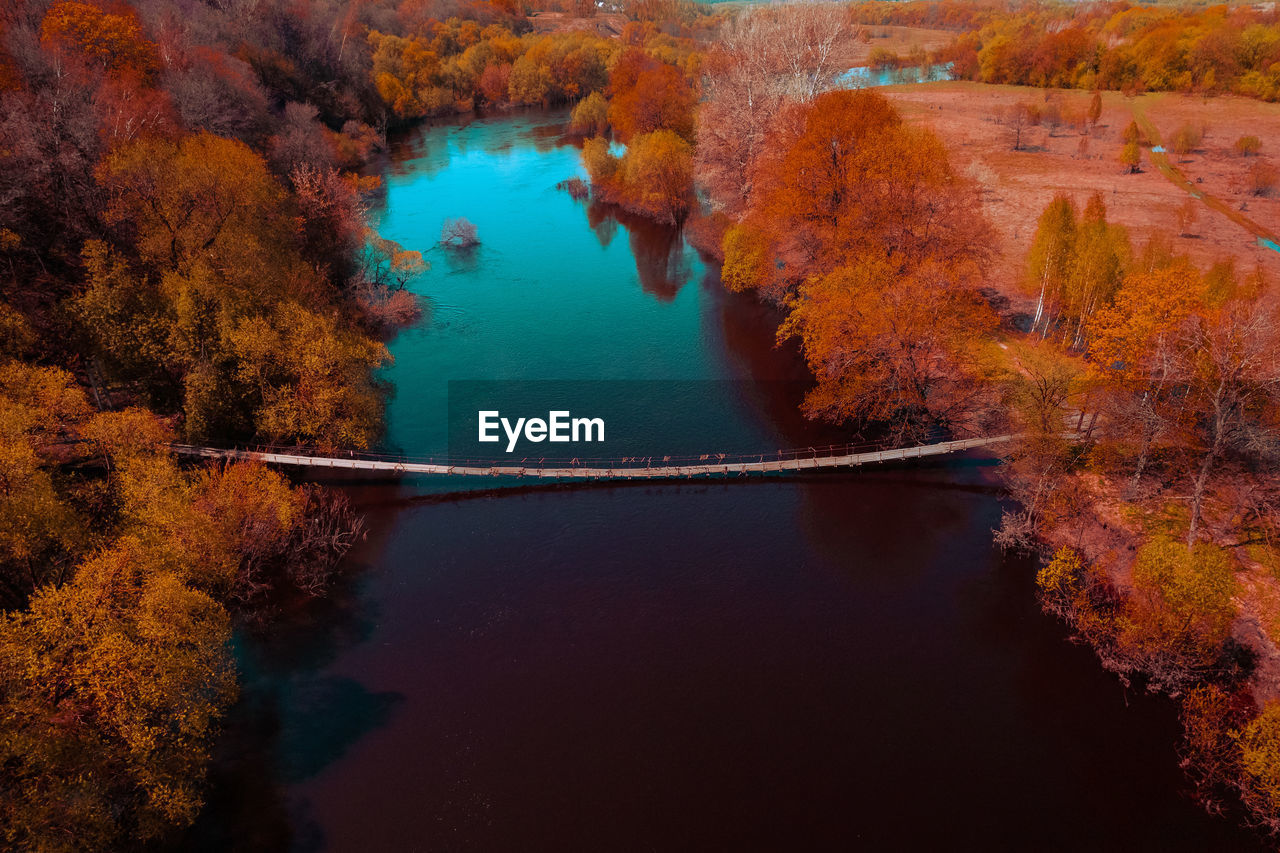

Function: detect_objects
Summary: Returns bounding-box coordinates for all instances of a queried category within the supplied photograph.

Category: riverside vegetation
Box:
[3,0,1280,847]
[571,0,1280,839]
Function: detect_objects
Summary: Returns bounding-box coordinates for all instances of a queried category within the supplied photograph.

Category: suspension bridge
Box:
[169,434,1015,481]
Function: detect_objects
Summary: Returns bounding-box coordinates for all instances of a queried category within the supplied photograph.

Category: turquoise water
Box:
[368,110,819,462]
[1262,237,1279,255]
[836,62,952,88]
[373,112,713,454]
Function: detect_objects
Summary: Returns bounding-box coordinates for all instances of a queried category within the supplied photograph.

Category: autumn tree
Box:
[780,252,1000,441]
[722,89,996,440]
[1026,193,1129,345]
[1168,200,1201,246]
[606,50,696,142]
[995,343,1090,550]
[1088,262,1202,491]
[83,133,391,447]
[1237,702,1280,831]
[0,542,236,850]
[1026,195,1078,334]
[1120,139,1142,173]
[568,90,609,136]
[269,101,337,176]
[1115,538,1240,690]
[39,1,160,81]
[583,130,693,225]
[739,90,989,296]
[0,362,91,604]
[1003,101,1040,151]
[1173,300,1280,544]
[226,303,389,450]
[1249,161,1278,197]
[1235,135,1262,156]
[441,217,480,248]
[96,133,294,283]
[1170,122,1202,157]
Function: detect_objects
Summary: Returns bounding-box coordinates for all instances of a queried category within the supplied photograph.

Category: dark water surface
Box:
[190,111,1268,851]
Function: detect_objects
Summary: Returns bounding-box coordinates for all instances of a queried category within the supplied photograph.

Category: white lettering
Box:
[478,411,500,443]
[549,411,570,442]
[502,416,526,453]
[479,411,605,452]
[573,417,604,442]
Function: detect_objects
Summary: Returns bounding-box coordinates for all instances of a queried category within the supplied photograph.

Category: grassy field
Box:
[882,81,1280,307]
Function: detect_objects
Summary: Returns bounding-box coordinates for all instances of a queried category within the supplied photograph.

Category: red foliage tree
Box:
[608,56,696,142]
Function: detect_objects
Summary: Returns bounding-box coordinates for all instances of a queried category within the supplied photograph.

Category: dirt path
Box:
[1129,95,1279,248]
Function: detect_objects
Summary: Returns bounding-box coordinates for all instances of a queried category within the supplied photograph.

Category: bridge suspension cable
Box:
[169,435,1015,480]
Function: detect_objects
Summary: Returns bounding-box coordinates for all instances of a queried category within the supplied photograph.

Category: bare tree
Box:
[696,3,850,212]
[440,217,479,248]
[1176,198,1199,237]
[1001,102,1039,151]
[1176,304,1280,545]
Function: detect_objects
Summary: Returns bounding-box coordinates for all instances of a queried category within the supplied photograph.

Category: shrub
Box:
[1236,701,1280,831]
[1120,140,1141,173]
[557,177,589,200]
[568,91,609,136]
[1170,123,1202,156]
[1249,161,1278,197]
[1234,135,1262,157]
[581,136,618,185]
[440,217,479,248]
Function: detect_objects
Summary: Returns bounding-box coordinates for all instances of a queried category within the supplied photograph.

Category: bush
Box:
[356,284,421,329]
[440,217,479,248]
[1170,123,1202,156]
[568,91,609,136]
[581,136,618,185]
[557,177,589,200]
[1234,135,1262,157]
[1237,701,1280,831]
[1249,161,1278,197]
[1120,140,1141,173]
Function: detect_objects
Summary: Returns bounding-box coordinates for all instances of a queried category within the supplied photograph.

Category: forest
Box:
[851,0,1280,99]
[2,0,1280,847]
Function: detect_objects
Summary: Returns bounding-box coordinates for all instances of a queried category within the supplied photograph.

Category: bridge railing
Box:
[170,434,1004,471]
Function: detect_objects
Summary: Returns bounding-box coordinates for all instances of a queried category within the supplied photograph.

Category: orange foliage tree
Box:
[606,48,696,142]
[583,130,693,225]
[722,89,996,439]
[39,1,160,81]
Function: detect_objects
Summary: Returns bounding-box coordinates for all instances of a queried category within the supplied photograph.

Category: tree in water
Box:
[441,217,480,249]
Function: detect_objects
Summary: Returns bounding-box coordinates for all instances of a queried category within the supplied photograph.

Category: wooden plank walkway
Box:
[169,435,1013,480]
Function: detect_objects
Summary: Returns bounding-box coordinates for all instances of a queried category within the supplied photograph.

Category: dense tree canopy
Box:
[711,88,995,439]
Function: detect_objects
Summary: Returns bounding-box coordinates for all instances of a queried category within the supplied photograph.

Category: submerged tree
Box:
[440,217,480,249]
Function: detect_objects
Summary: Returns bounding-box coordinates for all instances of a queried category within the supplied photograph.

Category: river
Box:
[185,110,1268,851]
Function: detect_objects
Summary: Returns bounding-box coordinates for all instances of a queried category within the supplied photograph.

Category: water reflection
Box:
[584,200,618,249]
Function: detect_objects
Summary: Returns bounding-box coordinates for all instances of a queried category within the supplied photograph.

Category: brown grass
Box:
[526,11,626,36]
[882,82,1280,309]
[831,25,955,68]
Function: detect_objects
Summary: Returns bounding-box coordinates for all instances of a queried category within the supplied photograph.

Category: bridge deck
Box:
[170,435,1013,480]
